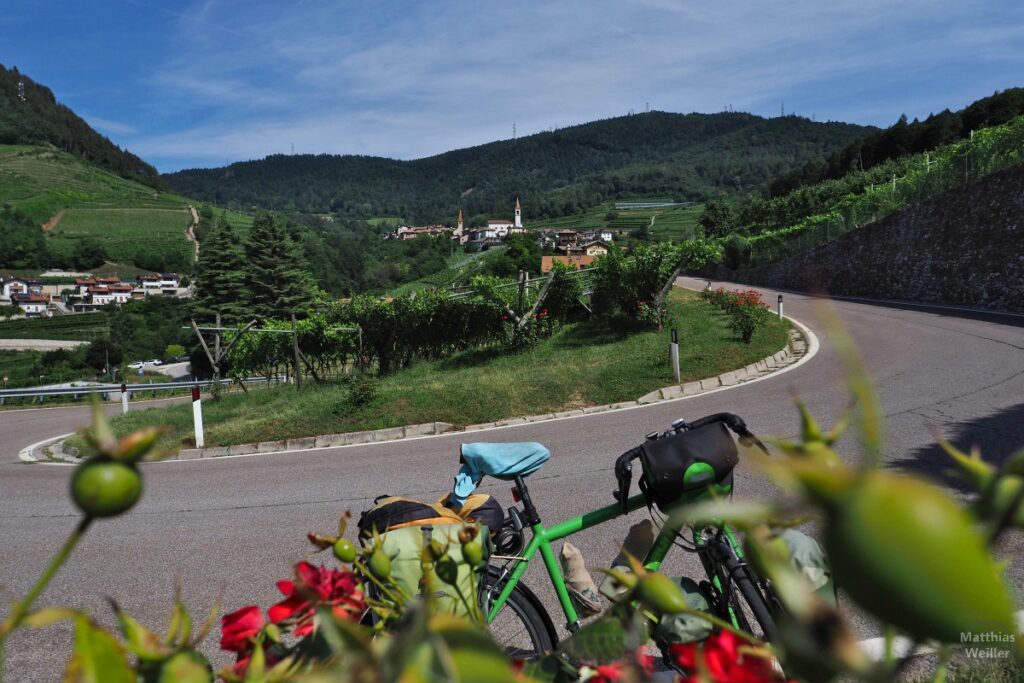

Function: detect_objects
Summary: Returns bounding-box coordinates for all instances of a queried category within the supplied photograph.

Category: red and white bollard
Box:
[120,383,129,414]
[192,385,205,449]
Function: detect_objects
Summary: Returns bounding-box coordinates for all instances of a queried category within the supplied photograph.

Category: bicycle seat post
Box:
[513,475,541,526]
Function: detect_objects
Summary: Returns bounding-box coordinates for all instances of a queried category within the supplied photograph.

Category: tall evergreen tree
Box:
[192,214,249,321]
[244,212,313,319]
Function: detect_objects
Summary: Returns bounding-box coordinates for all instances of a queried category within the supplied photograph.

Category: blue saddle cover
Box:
[452,442,550,507]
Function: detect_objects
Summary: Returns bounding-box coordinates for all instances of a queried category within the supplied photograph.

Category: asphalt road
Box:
[1,279,1022,681]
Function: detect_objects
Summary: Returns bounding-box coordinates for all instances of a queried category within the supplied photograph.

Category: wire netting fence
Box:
[747,115,1024,265]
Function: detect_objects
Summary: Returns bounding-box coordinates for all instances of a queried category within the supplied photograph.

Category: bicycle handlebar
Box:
[613,412,767,513]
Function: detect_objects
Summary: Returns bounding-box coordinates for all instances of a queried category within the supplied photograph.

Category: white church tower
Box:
[514,197,522,228]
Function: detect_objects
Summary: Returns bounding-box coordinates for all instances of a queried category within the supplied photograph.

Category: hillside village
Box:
[385,198,616,272]
[0,272,187,318]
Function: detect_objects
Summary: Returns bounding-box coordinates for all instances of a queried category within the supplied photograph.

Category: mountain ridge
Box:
[163,111,873,225]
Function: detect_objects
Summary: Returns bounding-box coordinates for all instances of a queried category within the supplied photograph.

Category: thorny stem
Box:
[353,559,408,608]
[0,516,93,683]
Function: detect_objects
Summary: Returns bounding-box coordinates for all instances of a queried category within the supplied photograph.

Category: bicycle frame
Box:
[487,488,745,630]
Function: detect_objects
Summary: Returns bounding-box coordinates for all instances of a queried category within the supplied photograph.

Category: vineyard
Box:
[47,207,193,264]
[0,145,187,223]
[0,313,110,341]
[746,114,1024,265]
[537,202,702,241]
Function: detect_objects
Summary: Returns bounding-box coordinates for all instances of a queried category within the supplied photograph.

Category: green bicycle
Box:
[473,412,782,660]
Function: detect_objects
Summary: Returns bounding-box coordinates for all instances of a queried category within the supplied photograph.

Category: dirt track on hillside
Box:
[186,205,199,260]
[41,208,66,231]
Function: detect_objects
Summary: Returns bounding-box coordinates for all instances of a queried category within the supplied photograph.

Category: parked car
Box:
[127,361,144,369]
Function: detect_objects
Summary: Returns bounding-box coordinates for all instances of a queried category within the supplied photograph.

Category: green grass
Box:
[367,216,406,227]
[84,289,791,451]
[0,313,110,341]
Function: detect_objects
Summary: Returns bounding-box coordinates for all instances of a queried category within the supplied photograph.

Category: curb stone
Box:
[36,322,811,463]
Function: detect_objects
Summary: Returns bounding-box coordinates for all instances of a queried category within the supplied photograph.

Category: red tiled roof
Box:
[12,293,48,303]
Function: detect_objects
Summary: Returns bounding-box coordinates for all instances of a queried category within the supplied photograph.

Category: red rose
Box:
[220,605,264,654]
[671,631,787,683]
[589,663,623,682]
[268,561,365,637]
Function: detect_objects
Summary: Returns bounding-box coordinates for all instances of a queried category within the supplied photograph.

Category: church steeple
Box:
[457,208,464,232]
[514,197,522,228]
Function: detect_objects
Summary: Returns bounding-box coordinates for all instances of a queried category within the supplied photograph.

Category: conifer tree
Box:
[192,214,249,321]
[244,212,313,320]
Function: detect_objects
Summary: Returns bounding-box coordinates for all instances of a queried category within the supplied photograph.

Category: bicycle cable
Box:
[647,505,700,553]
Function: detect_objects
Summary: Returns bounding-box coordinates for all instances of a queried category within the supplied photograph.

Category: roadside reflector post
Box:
[706,281,712,292]
[120,383,129,414]
[777,294,784,320]
[670,328,681,384]
[192,385,205,449]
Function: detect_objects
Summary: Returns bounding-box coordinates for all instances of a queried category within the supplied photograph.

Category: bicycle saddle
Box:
[452,442,550,506]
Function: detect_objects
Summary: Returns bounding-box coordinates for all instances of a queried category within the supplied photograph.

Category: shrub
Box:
[728,289,771,342]
[347,373,379,407]
[702,287,772,342]
[722,233,751,270]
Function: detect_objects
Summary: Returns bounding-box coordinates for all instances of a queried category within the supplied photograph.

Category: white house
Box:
[469,198,523,244]
[2,278,42,302]
[581,240,611,257]
[11,293,50,317]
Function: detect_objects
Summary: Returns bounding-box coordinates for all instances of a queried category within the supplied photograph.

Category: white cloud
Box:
[83,115,137,136]
[121,0,1024,171]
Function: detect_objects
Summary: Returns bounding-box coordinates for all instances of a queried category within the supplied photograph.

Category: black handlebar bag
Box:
[638,422,739,511]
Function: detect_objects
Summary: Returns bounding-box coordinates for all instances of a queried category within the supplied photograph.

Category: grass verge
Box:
[72,289,791,452]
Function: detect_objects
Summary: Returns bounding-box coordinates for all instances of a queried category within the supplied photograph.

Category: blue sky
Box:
[3,0,1022,172]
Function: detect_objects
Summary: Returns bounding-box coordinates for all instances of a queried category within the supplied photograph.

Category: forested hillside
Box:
[0,64,159,187]
[767,88,1024,197]
[164,112,871,224]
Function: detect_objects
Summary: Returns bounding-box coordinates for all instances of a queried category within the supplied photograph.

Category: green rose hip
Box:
[70,456,143,518]
[368,548,392,579]
[333,538,357,563]
[824,472,1015,643]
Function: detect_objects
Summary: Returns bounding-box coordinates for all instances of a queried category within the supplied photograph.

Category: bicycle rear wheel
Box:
[483,566,558,659]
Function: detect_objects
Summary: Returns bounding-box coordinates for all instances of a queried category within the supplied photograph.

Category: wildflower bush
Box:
[702,287,773,342]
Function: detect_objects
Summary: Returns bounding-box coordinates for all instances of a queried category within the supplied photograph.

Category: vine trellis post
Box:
[189,314,257,383]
